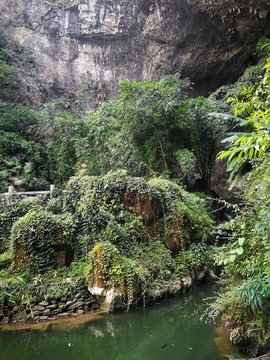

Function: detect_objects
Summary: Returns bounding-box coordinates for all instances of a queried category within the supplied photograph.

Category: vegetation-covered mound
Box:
[0,171,214,311]
[11,210,75,272]
[66,170,214,306]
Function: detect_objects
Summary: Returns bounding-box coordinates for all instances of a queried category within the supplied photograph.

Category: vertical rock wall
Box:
[0,0,269,106]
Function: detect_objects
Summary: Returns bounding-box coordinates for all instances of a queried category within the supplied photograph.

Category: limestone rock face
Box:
[0,0,269,106]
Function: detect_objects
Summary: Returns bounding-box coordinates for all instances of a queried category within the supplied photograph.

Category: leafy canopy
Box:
[216,50,270,186]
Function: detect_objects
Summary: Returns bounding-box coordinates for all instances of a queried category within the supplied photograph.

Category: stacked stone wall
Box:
[0,286,100,325]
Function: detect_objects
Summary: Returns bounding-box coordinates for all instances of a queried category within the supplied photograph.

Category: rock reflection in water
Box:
[0,284,231,360]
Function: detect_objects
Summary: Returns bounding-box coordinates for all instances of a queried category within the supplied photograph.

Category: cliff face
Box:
[0,0,269,106]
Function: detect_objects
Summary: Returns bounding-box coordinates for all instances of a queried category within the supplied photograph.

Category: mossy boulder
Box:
[66,170,214,306]
[67,170,213,252]
[11,210,76,272]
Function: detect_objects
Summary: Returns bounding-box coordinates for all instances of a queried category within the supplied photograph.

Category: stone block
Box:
[1,317,9,324]
[39,301,49,307]
[56,312,69,319]
[46,304,57,310]
[42,309,51,315]
[58,304,67,310]
[73,301,84,309]
[33,311,43,317]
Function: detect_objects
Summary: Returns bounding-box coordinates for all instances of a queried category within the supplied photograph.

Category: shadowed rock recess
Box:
[0,0,269,106]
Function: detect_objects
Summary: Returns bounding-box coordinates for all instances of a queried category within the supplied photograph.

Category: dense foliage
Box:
[11,210,76,272]
[211,48,270,341]
[0,25,269,355]
[66,171,214,306]
[0,171,214,309]
[0,68,228,190]
[0,31,50,191]
[118,76,226,185]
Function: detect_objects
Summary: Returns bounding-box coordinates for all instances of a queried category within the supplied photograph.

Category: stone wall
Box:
[0,286,100,325]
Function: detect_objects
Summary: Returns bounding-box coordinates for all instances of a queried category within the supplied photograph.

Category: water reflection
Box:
[0,284,228,360]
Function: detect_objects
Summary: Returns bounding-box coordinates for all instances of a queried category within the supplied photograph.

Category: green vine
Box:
[11,210,76,272]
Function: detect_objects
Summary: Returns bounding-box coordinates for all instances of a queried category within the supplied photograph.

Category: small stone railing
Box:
[2,185,68,206]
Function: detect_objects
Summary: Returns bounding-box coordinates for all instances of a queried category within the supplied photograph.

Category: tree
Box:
[118,75,226,187]
[0,101,39,136]
[0,60,20,102]
[213,49,270,336]
[76,102,138,176]
[118,74,191,175]
[217,52,270,186]
[0,102,48,191]
[176,97,226,188]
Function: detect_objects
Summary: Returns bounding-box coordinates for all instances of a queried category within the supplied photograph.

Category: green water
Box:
[0,285,227,360]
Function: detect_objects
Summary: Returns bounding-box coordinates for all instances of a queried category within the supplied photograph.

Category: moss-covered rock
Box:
[67,170,213,252]
[66,170,214,307]
[11,210,76,272]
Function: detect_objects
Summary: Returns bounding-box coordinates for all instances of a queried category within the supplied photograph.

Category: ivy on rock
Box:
[66,170,214,305]
[11,210,76,273]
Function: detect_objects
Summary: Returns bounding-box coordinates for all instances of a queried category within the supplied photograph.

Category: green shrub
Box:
[11,210,76,272]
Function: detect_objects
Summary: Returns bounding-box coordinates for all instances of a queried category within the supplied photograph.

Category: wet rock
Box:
[206,269,219,282]
[66,301,73,307]
[58,304,67,310]
[196,266,208,282]
[91,304,100,310]
[168,282,181,294]
[56,313,70,319]
[42,309,51,315]
[73,301,84,309]
[1,317,9,324]
[0,285,101,324]
[230,327,243,346]
[50,309,61,316]
[84,298,93,303]
[84,301,92,306]
[181,276,193,289]
[11,312,25,321]
[39,301,49,307]
[33,311,43,317]
[46,304,57,310]
[33,305,45,311]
